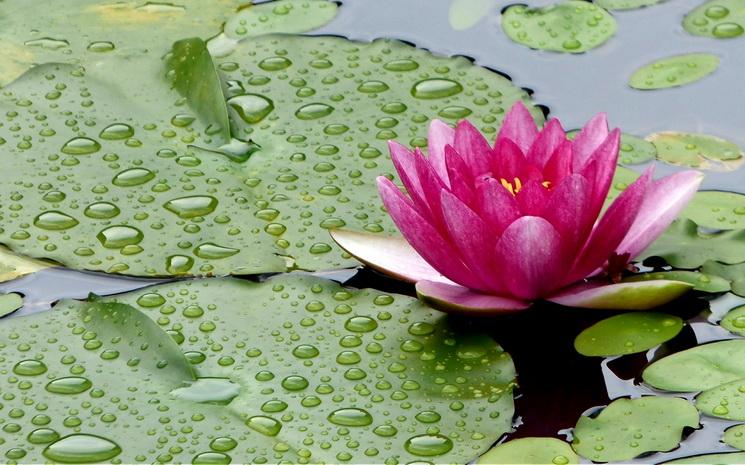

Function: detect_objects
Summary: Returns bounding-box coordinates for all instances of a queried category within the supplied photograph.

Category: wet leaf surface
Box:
[623,271,730,293]
[723,424,745,450]
[720,304,745,335]
[641,219,745,268]
[0,293,23,318]
[477,437,579,464]
[594,0,667,10]
[648,131,744,171]
[684,191,745,229]
[629,53,720,90]
[683,0,745,39]
[697,378,745,420]
[702,261,745,297]
[574,312,684,357]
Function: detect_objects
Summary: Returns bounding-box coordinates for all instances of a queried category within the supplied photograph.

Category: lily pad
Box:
[641,219,745,269]
[629,53,720,90]
[574,312,684,357]
[697,378,745,420]
[594,0,666,10]
[720,305,745,335]
[701,260,745,297]
[724,424,745,450]
[0,293,23,318]
[0,245,54,283]
[449,0,498,30]
[683,191,745,229]
[648,131,744,171]
[0,275,517,463]
[623,271,731,293]
[476,437,579,464]
[683,0,745,39]
[501,1,617,53]
[571,397,699,462]
[643,339,745,392]
[663,452,745,464]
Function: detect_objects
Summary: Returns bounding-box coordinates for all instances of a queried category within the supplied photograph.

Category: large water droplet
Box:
[84,202,120,219]
[193,452,232,464]
[61,137,101,155]
[99,123,134,140]
[45,377,92,395]
[163,196,218,219]
[228,94,275,123]
[411,79,463,99]
[246,416,283,436]
[34,211,79,231]
[404,434,453,456]
[43,434,121,463]
[13,359,48,376]
[166,255,194,274]
[295,103,334,120]
[112,168,155,187]
[327,408,373,426]
[345,316,378,332]
[27,428,60,444]
[281,375,309,391]
[194,243,239,259]
[97,226,144,249]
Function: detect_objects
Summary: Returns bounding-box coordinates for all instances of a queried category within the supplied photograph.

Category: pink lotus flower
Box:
[331,102,704,314]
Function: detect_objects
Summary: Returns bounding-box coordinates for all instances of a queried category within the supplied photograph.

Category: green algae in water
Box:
[501,1,617,53]
[683,0,745,39]
[629,53,720,90]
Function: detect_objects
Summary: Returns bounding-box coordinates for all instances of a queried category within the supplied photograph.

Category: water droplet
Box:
[328,408,373,426]
[84,202,120,219]
[345,316,378,332]
[411,79,463,99]
[137,293,166,307]
[87,41,115,52]
[99,123,134,140]
[246,416,283,436]
[261,400,288,413]
[193,243,239,259]
[97,226,143,249]
[61,137,101,155]
[295,103,334,120]
[43,435,121,464]
[171,378,239,405]
[193,452,232,464]
[228,94,275,123]
[34,211,79,231]
[45,376,92,394]
[164,196,218,219]
[293,344,320,359]
[166,255,194,274]
[259,56,293,71]
[415,411,441,423]
[28,428,60,444]
[210,437,237,452]
[357,80,389,93]
[383,59,419,71]
[13,359,47,376]
[713,22,744,38]
[404,434,454,456]
[112,168,155,187]
[281,375,309,391]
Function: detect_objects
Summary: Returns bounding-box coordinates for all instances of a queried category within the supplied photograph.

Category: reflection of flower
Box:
[332,102,703,313]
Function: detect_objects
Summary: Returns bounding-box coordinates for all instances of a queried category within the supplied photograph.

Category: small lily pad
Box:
[477,437,579,464]
[663,452,745,464]
[648,131,744,171]
[449,0,498,30]
[720,305,745,335]
[0,293,23,318]
[623,271,730,293]
[643,339,745,392]
[224,0,338,39]
[572,397,699,462]
[501,0,617,53]
[697,378,745,420]
[724,424,745,450]
[629,53,720,90]
[683,191,745,229]
[574,312,683,357]
[641,219,745,269]
[594,0,666,10]
[701,260,745,297]
[683,0,745,39]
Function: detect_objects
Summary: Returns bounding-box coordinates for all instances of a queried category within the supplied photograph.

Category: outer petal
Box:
[474,177,521,234]
[330,229,451,284]
[416,280,530,315]
[526,118,566,168]
[427,119,455,186]
[540,174,592,248]
[546,280,693,310]
[377,177,488,290]
[572,112,609,170]
[445,145,475,205]
[495,101,539,154]
[579,129,621,219]
[493,216,569,300]
[617,170,704,260]
[454,120,492,177]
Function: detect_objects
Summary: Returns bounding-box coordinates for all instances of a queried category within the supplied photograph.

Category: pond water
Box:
[1,0,745,463]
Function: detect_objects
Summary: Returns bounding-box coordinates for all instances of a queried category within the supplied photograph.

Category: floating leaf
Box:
[683,191,745,229]
[572,397,699,462]
[643,339,745,392]
[683,0,745,39]
[623,271,730,293]
[648,131,744,171]
[0,293,23,318]
[0,275,516,463]
[629,53,720,90]
[641,219,745,268]
[701,260,745,297]
[449,0,498,30]
[476,437,579,464]
[720,304,745,335]
[594,0,666,10]
[501,1,617,53]
[0,245,54,283]
[574,312,684,357]
[697,378,745,420]
[663,452,745,464]
[723,424,745,450]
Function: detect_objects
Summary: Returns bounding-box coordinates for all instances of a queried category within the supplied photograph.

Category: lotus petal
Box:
[547,280,693,310]
[416,280,530,314]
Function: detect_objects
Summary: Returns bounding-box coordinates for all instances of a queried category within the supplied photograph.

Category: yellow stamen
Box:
[542,180,552,189]
[499,177,552,196]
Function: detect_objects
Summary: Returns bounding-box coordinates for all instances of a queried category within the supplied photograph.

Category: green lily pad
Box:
[697,378,745,420]
[574,312,684,357]
[663,452,745,464]
[449,0,498,30]
[0,293,23,318]
[629,53,720,90]
[476,437,579,464]
[683,191,745,229]
[643,339,745,392]
[641,219,745,269]
[623,271,730,293]
[724,424,745,450]
[701,261,745,297]
[0,275,517,463]
[720,305,745,335]
[648,131,744,171]
[572,397,699,462]
[501,1,617,53]
[594,0,666,11]
[683,0,745,39]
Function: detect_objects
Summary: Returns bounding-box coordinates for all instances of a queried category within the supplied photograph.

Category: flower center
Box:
[499,177,552,196]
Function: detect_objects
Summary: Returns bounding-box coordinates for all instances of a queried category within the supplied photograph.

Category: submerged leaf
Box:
[684,191,745,229]
[648,131,744,171]
[683,0,745,39]
[574,312,683,357]
[501,1,617,53]
[0,275,517,463]
[477,437,579,464]
[629,53,720,90]
[572,397,699,462]
[641,219,745,268]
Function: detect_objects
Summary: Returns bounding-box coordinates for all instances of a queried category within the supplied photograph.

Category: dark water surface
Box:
[3,0,745,463]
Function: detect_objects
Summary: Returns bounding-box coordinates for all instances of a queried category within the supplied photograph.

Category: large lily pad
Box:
[683,0,745,39]
[643,339,745,392]
[641,219,745,268]
[701,260,745,297]
[683,191,745,229]
[571,397,699,462]
[0,275,517,463]
[697,378,745,420]
[476,437,579,464]
[628,53,720,90]
[574,312,684,357]
[501,1,617,53]
[648,131,744,171]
